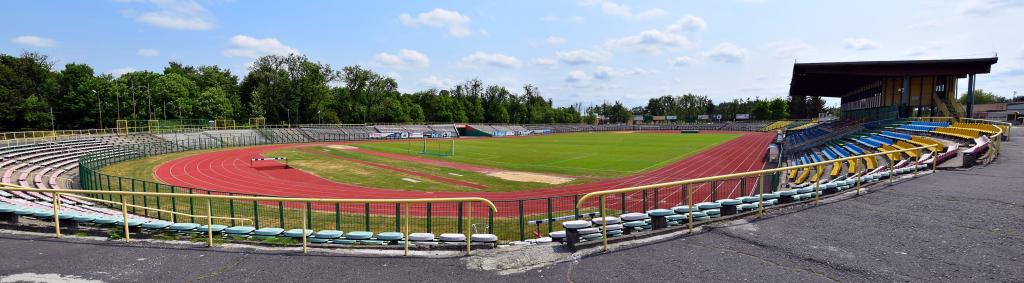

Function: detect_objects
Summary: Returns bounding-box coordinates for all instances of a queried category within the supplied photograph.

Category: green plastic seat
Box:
[671,205,693,213]
[606,230,624,237]
[738,196,760,203]
[31,211,55,219]
[167,223,200,231]
[777,190,797,196]
[696,202,721,209]
[115,219,147,227]
[308,237,331,244]
[359,240,387,245]
[253,227,284,236]
[197,224,227,233]
[282,229,313,238]
[646,209,674,217]
[224,226,256,234]
[140,221,173,229]
[665,214,686,221]
[581,233,603,240]
[694,216,711,221]
[69,214,96,222]
[13,209,40,216]
[314,230,343,239]
[716,199,742,206]
[796,187,813,194]
[345,231,373,240]
[91,217,117,225]
[376,232,404,241]
[738,204,757,210]
[332,239,356,245]
[685,211,707,218]
[702,209,721,215]
[622,220,646,228]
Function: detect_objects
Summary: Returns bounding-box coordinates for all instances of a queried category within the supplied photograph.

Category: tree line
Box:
[1,51,831,131]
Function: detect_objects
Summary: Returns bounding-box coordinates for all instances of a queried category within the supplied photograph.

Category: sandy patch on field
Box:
[486,171,574,185]
[611,131,636,134]
[326,145,358,150]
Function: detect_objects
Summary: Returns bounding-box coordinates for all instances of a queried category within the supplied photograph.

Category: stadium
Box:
[2,1,1023,282]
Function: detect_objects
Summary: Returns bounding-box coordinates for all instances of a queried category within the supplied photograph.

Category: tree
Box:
[768,98,789,120]
[958,89,1007,105]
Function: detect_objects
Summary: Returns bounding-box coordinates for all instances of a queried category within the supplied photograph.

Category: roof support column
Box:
[901,76,911,118]
[966,73,976,118]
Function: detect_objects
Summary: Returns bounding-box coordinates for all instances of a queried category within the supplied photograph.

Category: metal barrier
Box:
[0,185,495,256]
[575,145,937,251]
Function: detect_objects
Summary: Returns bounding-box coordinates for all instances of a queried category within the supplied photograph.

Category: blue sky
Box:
[3,0,1023,107]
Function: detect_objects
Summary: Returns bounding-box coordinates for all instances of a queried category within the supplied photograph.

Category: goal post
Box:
[418,135,455,157]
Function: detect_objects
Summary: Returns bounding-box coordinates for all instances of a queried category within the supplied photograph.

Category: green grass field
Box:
[354,132,739,177]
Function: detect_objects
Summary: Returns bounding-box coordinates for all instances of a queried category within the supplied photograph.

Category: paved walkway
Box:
[1,129,1021,282]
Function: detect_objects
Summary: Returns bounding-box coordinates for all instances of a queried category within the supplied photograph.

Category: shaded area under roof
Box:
[789,57,998,98]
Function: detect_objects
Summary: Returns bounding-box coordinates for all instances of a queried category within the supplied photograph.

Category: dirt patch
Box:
[611,131,636,134]
[486,171,574,185]
[326,145,358,150]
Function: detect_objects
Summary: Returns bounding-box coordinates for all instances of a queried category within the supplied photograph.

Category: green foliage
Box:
[958,89,1007,105]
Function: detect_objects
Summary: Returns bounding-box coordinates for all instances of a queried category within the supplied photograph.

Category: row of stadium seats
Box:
[551,163,930,246]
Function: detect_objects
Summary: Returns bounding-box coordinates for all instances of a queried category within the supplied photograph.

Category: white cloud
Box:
[704,43,748,63]
[11,35,57,48]
[605,15,704,54]
[533,58,558,66]
[565,70,589,83]
[764,40,814,59]
[960,0,1024,16]
[581,0,666,20]
[137,48,161,57]
[127,0,215,30]
[111,67,138,77]
[606,29,691,54]
[420,75,455,89]
[556,49,611,65]
[667,15,707,33]
[593,66,615,80]
[222,35,299,58]
[544,36,567,46]
[458,52,522,68]
[399,8,473,37]
[374,49,430,68]
[670,56,694,66]
[842,38,881,50]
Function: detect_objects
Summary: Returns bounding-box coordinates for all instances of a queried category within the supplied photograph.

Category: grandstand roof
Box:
[789,57,998,97]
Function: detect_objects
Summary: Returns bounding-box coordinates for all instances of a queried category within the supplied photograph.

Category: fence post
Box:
[573,195,580,219]
[711,180,717,201]
[188,188,195,223]
[228,193,236,226]
[457,202,464,233]
[278,201,285,228]
[206,198,214,247]
[740,178,746,196]
[52,193,61,238]
[426,202,432,233]
[620,192,626,212]
[141,182,148,217]
[154,183,161,219]
[306,202,313,229]
[334,203,341,231]
[488,208,494,234]
[253,200,260,229]
[395,203,401,232]
[546,197,553,233]
[364,203,370,231]
[170,186,178,223]
[642,190,648,211]
[518,200,525,241]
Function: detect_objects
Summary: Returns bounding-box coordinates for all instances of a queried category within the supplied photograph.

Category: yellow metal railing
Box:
[0,185,496,256]
[575,145,936,251]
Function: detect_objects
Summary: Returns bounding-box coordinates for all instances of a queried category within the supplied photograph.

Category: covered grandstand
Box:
[790,57,998,120]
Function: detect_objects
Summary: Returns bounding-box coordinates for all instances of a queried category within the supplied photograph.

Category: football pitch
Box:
[353,132,740,177]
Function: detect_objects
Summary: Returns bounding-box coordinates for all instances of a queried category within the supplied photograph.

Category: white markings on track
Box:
[0,273,105,283]
[401,178,421,183]
[447,173,464,177]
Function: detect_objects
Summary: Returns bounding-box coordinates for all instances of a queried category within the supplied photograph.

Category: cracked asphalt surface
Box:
[2,130,1022,282]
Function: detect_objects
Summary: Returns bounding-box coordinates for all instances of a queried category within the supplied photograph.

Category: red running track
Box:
[154,131,775,216]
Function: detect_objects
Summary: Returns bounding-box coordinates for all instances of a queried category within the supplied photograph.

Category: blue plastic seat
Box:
[167,223,200,232]
[376,232,404,241]
[345,231,373,240]
[314,230,343,239]
[282,229,313,238]
[224,226,256,234]
[140,220,173,229]
[646,209,674,217]
[197,224,227,233]
[253,227,284,236]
